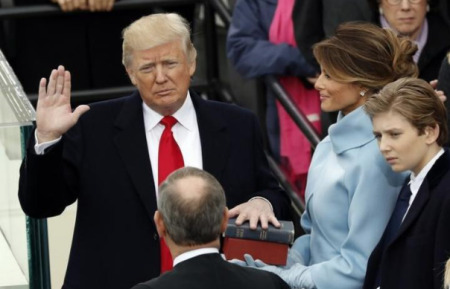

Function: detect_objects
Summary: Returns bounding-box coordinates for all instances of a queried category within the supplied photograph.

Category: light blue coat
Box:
[291,106,407,289]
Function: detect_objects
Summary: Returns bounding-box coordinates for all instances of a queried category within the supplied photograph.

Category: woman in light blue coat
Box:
[241,22,419,289]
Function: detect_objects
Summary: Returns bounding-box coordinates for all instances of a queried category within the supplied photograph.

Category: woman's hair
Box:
[313,22,419,94]
[122,13,197,68]
[364,77,448,146]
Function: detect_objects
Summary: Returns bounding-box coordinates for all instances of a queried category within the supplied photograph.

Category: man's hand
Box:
[87,0,115,11]
[36,65,90,143]
[228,198,280,230]
[51,0,88,12]
[430,79,447,102]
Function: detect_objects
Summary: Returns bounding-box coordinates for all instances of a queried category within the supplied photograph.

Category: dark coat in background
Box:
[18,90,290,289]
[437,54,450,145]
[131,253,290,289]
[292,0,372,71]
[364,149,450,289]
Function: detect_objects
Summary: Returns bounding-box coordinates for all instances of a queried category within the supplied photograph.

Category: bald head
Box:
[157,167,226,246]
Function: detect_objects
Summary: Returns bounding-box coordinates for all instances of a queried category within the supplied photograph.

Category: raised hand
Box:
[36,65,90,143]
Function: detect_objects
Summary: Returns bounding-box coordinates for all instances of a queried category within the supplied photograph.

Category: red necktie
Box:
[158,116,184,273]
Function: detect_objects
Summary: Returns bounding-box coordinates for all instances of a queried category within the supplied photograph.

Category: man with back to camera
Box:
[18,13,290,289]
[131,167,290,289]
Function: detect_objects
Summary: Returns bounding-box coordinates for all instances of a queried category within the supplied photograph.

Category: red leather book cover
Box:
[222,237,288,266]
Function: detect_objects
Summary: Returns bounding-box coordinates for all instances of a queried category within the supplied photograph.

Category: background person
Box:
[132,167,290,289]
[367,0,450,82]
[363,77,450,289]
[18,13,289,289]
[227,0,320,199]
[236,22,417,289]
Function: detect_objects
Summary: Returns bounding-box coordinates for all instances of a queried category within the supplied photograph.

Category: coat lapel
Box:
[394,149,450,241]
[113,92,157,226]
[191,91,229,182]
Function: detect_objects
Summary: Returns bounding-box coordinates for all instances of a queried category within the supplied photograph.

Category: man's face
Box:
[126,40,196,115]
[380,0,427,40]
[372,110,432,175]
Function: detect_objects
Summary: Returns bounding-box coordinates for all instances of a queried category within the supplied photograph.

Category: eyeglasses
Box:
[386,0,423,5]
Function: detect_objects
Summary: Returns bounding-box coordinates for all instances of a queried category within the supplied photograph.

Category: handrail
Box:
[27,82,211,107]
[265,76,321,148]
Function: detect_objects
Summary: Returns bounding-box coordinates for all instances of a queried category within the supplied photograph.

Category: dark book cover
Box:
[223,237,289,265]
[224,219,295,244]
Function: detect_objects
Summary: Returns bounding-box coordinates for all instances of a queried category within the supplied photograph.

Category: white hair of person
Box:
[445,258,450,289]
[122,13,197,68]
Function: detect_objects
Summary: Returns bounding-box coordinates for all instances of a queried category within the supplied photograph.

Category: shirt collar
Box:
[173,248,219,267]
[409,148,445,193]
[142,91,195,132]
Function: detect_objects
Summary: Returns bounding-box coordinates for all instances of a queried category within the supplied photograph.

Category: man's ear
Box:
[220,207,229,234]
[189,60,196,77]
[424,125,440,145]
[154,211,166,238]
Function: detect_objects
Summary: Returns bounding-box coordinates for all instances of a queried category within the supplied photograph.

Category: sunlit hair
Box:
[364,77,448,146]
[445,258,450,289]
[313,22,418,94]
[122,13,197,68]
[157,167,226,246]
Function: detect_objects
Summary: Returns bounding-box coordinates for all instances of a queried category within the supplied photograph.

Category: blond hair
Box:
[445,258,450,289]
[364,77,448,146]
[122,13,197,67]
[313,22,418,94]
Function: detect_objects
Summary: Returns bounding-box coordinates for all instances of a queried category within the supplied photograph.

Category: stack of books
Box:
[222,219,295,265]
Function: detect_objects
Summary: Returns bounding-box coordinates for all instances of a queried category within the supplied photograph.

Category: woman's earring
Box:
[426,4,430,12]
[379,7,384,15]
[360,91,366,97]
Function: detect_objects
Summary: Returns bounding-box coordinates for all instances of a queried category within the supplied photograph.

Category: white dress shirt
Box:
[142,91,203,194]
[172,247,219,267]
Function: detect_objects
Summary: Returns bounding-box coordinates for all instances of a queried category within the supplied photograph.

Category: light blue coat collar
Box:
[329,106,375,155]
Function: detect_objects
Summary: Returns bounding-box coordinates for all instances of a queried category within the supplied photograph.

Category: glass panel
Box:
[0,126,29,288]
[0,49,35,128]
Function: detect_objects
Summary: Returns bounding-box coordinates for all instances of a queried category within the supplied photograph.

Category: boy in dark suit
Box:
[131,167,289,289]
[363,77,450,289]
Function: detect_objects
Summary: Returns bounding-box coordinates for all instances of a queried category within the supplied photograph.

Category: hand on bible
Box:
[36,66,90,143]
[228,198,280,230]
